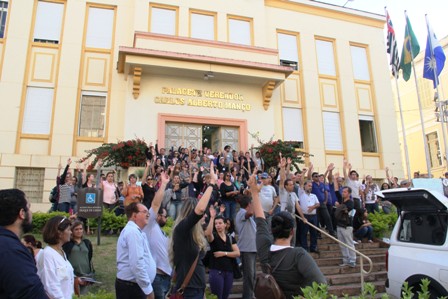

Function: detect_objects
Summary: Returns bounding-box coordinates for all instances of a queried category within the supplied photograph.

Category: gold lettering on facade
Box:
[158,88,249,111]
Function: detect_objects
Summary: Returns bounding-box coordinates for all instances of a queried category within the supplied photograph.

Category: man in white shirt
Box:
[143,172,171,299]
[258,172,279,225]
[278,157,307,246]
[116,202,156,299]
[343,160,363,209]
[297,180,320,253]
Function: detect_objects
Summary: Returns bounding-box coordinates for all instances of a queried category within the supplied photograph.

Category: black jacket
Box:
[0,227,48,298]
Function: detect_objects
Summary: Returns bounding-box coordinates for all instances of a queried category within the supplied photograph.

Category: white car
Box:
[379,188,448,298]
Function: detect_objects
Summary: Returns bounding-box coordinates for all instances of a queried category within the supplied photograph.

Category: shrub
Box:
[32,211,69,233]
[368,210,398,238]
[80,289,115,299]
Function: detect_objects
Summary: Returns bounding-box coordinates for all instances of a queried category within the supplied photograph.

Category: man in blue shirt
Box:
[308,163,336,237]
[116,202,156,299]
[0,188,49,299]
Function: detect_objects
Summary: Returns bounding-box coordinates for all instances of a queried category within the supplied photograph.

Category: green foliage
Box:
[79,138,148,169]
[205,287,218,299]
[299,282,337,299]
[368,210,398,238]
[99,209,127,231]
[77,289,115,299]
[295,280,447,299]
[162,216,175,236]
[32,211,69,233]
[249,132,309,171]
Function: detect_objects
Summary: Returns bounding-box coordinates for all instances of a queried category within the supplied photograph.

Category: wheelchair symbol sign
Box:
[86,193,96,204]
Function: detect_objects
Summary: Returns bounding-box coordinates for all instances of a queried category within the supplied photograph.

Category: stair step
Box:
[315,254,386,267]
[328,271,387,285]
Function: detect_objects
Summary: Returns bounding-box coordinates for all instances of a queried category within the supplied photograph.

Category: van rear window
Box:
[398,212,447,245]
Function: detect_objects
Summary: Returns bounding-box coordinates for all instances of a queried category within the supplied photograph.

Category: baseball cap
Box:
[260,172,269,179]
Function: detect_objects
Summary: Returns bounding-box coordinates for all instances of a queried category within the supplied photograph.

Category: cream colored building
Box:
[394,36,448,179]
[0,0,403,210]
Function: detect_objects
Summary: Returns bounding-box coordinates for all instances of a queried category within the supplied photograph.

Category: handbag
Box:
[232,258,242,279]
[254,250,289,299]
[168,253,199,299]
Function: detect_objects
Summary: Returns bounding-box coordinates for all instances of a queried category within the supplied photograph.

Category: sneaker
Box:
[353,240,359,245]
[310,249,320,254]
[348,262,356,268]
[368,240,373,243]
[339,263,348,267]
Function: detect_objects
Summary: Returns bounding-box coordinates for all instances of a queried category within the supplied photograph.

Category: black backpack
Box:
[49,186,59,203]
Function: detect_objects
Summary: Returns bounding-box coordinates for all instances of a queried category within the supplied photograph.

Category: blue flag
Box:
[423,22,446,88]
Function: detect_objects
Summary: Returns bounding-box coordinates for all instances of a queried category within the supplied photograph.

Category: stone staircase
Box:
[207,235,389,298]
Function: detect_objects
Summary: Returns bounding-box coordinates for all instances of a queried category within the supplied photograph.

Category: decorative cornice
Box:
[132,66,142,99]
[262,81,276,110]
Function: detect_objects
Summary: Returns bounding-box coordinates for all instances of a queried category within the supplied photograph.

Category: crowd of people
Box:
[1,142,413,299]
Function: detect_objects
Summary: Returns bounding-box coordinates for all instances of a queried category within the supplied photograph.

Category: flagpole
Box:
[425,14,448,169]
[405,11,432,177]
[394,74,412,180]
[386,7,412,180]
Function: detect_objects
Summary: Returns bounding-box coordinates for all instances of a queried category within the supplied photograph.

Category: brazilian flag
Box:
[399,16,420,81]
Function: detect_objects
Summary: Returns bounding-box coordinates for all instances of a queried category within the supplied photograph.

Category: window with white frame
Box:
[350,45,370,81]
[150,6,177,35]
[359,115,378,153]
[15,167,45,203]
[22,87,54,135]
[190,12,215,40]
[85,7,114,49]
[78,92,106,138]
[278,33,298,70]
[316,39,336,76]
[323,111,343,151]
[282,107,304,147]
[228,17,251,45]
[427,131,442,168]
[33,1,64,44]
[0,0,8,39]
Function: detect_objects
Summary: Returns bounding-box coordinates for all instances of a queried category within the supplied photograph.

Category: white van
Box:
[379,188,448,298]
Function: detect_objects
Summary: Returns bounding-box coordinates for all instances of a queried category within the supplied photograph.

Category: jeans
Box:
[240,252,257,299]
[115,278,146,299]
[337,226,356,264]
[354,225,373,241]
[169,201,183,220]
[317,205,335,234]
[224,200,236,221]
[57,202,70,213]
[366,203,379,214]
[153,273,171,299]
[70,201,77,214]
[300,214,318,251]
[209,269,233,299]
[182,287,205,299]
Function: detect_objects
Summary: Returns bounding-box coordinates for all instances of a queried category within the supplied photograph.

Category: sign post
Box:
[77,188,103,245]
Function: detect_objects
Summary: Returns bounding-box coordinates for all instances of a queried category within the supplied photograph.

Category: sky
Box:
[315,0,448,52]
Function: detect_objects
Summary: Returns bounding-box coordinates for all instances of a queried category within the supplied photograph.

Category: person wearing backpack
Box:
[249,166,326,299]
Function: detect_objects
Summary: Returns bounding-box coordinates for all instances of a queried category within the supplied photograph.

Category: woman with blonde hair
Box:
[170,161,217,299]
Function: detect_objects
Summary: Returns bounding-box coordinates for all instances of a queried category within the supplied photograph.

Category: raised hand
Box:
[327,163,335,171]
[160,171,170,184]
[280,157,287,168]
[67,158,72,165]
[209,205,216,218]
[287,157,292,165]
[209,161,217,184]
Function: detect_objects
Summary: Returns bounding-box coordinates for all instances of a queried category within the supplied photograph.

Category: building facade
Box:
[393,36,448,179]
[0,0,403,210]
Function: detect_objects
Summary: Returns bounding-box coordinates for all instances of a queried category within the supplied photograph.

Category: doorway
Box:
[165,122,239,151]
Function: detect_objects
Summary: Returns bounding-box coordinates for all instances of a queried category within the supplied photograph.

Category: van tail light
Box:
[385,250,389,272]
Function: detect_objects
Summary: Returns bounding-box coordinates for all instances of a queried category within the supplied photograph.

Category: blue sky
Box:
[316,0,447,51]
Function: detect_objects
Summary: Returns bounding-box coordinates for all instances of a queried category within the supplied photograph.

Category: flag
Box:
[386,10,400,78]
[399,16,420,81]
[423,21,446,88]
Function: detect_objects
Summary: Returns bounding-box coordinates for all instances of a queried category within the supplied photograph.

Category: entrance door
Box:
[165,123,239,151]
[165,123,202,149]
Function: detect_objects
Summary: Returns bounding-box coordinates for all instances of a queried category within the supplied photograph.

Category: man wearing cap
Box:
[258,172,279,225]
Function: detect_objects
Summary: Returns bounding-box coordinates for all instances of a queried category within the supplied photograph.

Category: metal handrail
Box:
[294,215,373,291]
